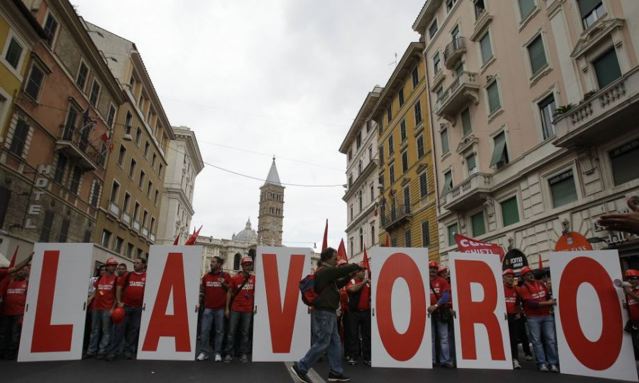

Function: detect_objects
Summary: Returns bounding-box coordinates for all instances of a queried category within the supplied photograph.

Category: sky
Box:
[72,0,425,251]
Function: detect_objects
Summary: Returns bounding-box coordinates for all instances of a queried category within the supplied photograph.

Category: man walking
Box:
[224,256,255,363]
[197,256,230,362]
[291,247,362,383]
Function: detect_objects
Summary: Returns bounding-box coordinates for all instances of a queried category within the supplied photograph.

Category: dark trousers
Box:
[347,310,371,361]
[225,311,252,356]
[109,306,142,357]
[0,315,22,359]
[508,314,531,361]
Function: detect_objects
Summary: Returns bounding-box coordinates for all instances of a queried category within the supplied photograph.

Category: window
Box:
[90,181,101,208]
[378,145,384,163]
[25,63,45,100]
[58,218,70,242]
[69,166,82,194]
[593,48,621,89]
[134,202,140,220]
[40,211,55,242]
[114,237,124,254]
[350,204,354,220]
[440,129,449,154]
[135,127,142,145]
[578,0,604,29]
[0,185,9,228]
[370,223,376,245]
[414,101,422,125]
[358,190,363,211]
[89,80,101,107]
[54,154,67,183]
[403,186,411,211]
[428,20,438,38]
[501,196,520,226]
[466,153,477,174]
[460,108,472,136]
[388,135,394,155]
[101,230,112,248]
[404,229,412,247]
[125,112,132,134]
[419,171,428,198]
[9,119,29,157]
[471,211,486,236]
[347,149,352,162]
[356,132,362,150]
[110,181,120,203]
[144,142,150,157]
[151,217,156,233]
[76,62,89,90]
[474,0,486,19]
[417,135,425,159]
[443,170,453,195]
[389,164,395,184]
[479,31,493,65]
[386,105,392,123]
[118,145,126,166]
[435,86,444,101]
[446,0,457,12]
[549,170,578,208]
[148,181,153,196]
[129,159,136,178]
[421,221,430,246]
[487,81,501,114]
[610,139,639,185]
[518,0,536,20]
[127,243,134,258]
[398,87,404,107]
[358,160,363,175]
[4,37,23,69]
[447,223,458,246]
[359,227,364,252]
[400,120,407,142]
[527,35,548,76]
[143,210,148,227]
[490,131,509,168]
[538,94,556,140]
[412,66,419,87]
[139,170,145,188]
[433,52,441,74]
[107,105,116,128]
[152,153,157,167]
[154,189,159,205]
[401,150,408,173]
[123,193,131,213]
[368,146,372,162]
[43,13,59,46]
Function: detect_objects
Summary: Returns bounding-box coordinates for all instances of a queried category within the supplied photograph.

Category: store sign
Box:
[24,165,53,229]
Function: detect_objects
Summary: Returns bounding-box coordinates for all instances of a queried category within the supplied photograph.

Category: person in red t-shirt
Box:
[107,258,146,360]
[623,269,639,358]
[345,264,371,366]
[0,265,29,360]
[86,257,118,359]
[224,256,255,363]
[196,256,230,362]
[427,261,453,368]
[517,266,558,372]
[503,268,532,368]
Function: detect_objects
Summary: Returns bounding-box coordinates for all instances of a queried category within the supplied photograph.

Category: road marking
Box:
[284,361,326,383]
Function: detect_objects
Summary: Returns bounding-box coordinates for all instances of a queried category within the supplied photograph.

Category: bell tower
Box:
[257,158,284,246]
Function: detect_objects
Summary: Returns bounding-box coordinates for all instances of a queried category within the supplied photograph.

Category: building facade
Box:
[157,126,203,245]
[257,158,284,246]
[339,86,382,262]
[413,0,639,266]
[196,219,257,274]
[371,42,440,260]
[0,0,123,265]
[85,21,175,261]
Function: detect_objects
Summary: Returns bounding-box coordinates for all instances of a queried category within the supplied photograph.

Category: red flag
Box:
[538,254,543,270]
[185,225,202,246]
[321,219,328,252]
[362,247,370,271]
[173,234,180,245]
[9,245,19,268]
[384,233,390,247]
[454,233,505,262]
[337,239,348,262]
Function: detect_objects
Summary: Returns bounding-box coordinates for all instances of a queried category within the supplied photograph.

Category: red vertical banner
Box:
[550,250,637,381]
[137,245,202,361]
[19,243,94,362]
[449,253,511,369]
[252,247,313,361]
[370,246,431,368]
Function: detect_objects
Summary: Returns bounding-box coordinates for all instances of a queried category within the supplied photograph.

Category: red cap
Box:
[519,266,533,276]
[428,261,439,269]
[106,257,118,266]
[241,256,253,265]
[502,268,515,276]
[625,269,639,278]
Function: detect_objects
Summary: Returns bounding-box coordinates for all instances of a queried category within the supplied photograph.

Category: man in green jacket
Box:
[291,247,362,383]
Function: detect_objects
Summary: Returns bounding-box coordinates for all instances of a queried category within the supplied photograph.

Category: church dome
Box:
[233,218,258,243]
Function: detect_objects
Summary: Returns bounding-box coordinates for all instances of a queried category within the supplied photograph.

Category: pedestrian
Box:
[517,266,559,372]
[345,263,371,366]
[86,257,118,359]
[623,269,639,358]
[503,268,533,369]
[107,258,146,361]
[116,263,128,277]
[197,256,231,362]
[224,256,255,363]
[290,247,362,383]
[427,261,453,368]
[0,264,29,360]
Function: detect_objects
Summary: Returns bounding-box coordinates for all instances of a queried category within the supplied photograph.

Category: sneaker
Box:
[196,352,209,361]
[214,353,222,362]
[539,364,549,372]
[525,354,533,361]
[441,362,454,368]
[240,354,249,363]
[83,353,95,359]
[513,359,521,369]
[290,363,312,383]
[549,365,559,373]
[328,371,352,382]
[346,356,356,365]
[224,354,232,363]
[124,352,134,360]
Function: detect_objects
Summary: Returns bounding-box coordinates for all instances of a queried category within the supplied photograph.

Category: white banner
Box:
[550,250,638,382]
[370,247,431,368]
[18,243,93,362]
[449,252,512,369]
[137,245,202,360]
[252,246,313,361]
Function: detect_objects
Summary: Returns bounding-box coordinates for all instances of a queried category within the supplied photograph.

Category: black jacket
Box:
[313,263,360,311]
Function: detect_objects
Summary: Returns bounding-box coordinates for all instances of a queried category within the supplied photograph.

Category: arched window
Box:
[233,253,241,270]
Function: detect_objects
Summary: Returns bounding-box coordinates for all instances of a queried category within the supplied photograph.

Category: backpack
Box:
[300,273,329,307]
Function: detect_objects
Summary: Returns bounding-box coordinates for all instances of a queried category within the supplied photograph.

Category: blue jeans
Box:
[225,311,252,355]
[199,308,225,355]
[527,315,559,367]
[88,309,112,355]
[109,306,142,357]
[432,319,452,365]
[297,310,343,375]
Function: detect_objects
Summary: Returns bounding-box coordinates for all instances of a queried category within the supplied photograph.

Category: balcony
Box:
[381,204,412,231]
[133,220,141,231]
[121,212,131,226]
[55,127,104,171]
[442,172,493,211]
[142,227,149,237]
[553,67,639,148]
[434,71,480,122]
[343,158,378,202]
[108,202,120,217]
[150,233,156,242]
[444,37,466,69]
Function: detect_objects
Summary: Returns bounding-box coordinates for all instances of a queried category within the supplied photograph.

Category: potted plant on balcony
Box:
[553,103,574,118]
